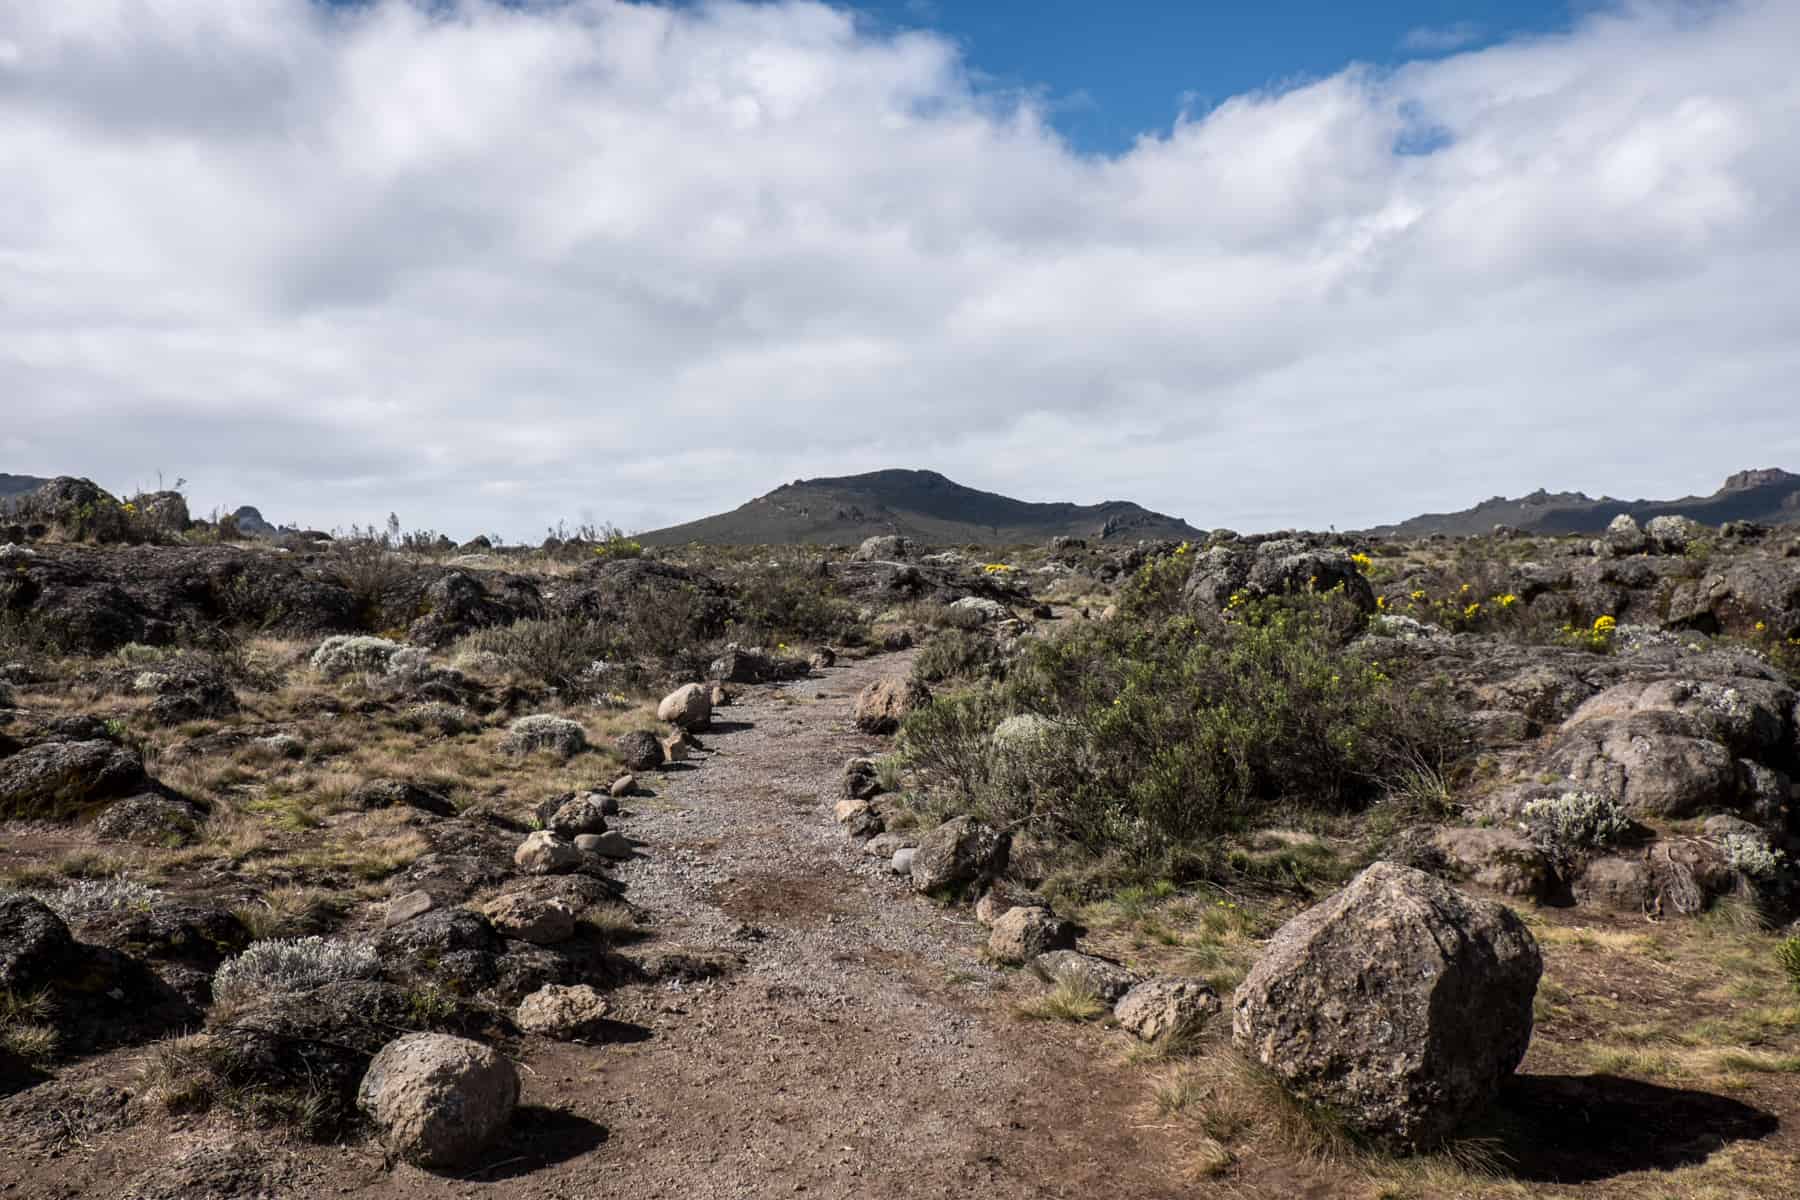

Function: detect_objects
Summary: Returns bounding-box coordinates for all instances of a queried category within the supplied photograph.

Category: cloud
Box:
[3,0,1798,538]
[1401,22,1485,53]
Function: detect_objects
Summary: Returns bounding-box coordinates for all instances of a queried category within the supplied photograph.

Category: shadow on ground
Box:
[455,1106,609,1180]
[1488,1073,1779,1183]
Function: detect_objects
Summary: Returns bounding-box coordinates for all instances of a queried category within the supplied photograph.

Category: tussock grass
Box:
[1014,978,1107,1023]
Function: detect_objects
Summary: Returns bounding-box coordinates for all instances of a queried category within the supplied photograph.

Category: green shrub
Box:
[1522,790,1631,860]
[731,562,863,645]
[1778,936,1800,993]
[463,616,610,695]
[912,628,1001,684]
[902,591,1460,871]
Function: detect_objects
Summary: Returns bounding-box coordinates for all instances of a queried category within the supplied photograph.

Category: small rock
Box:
[842,757,883,800]
[356,1033,518,1168]
[987,906,1076,965]
[863,832,911,859]
[853,676,931,735]
[384,890,437,928]
[709,683,732,707]
[891,848,916,875]
[1114,978,1221,1041]
[909,815,1007,895]
[834,798,872,824]
[514,831,582,875]
[974,886,1048,928]
[545,794,609,839]
[515,983,612,1040]
[577,831,634,860]
[1029,950,1141,1003]
[661,732,691,765]
[609,774,636,799]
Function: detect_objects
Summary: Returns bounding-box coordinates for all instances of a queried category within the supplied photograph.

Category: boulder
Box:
[854,676,931,734]
[987,906,1076,965]
[577,831,634,860]
[1029,950,1140,1004]
[1231,862,1541,1152]
[1114,978,1221,1042]
[356,1033,519,1168]
[348,779,457,818]
[852,535,915,563]
[1646,515,1704,555]
[92,794,204,846]
[660,731,692,764]
[657,683,712,731]
[609,774,636,799]
[514,831,582,875]
[614,731,663,772]
[515,983,611,1040]
[842,757,882,800]
[479,893,576,945]
[384,890,437,928]
[890,847,916,875]
[908,815,1006,895]
[948,596,1009,624]
[1430,826,1553,900]
[0,739,146,820]
[1604,514,1647,555]
[543,794,609,839]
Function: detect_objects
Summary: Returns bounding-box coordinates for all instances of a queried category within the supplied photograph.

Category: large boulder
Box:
[657,683,712,731]
[1183,539,1375,616]
[0,739,146,820]
[854,676,931,734]
[852,535,915,563]
[356,1033,519,1168]
[1604,514,1647,556]
[1232,862,1541,1152]
[986,906,1075,965]
[1114,978,1221,1042]
[614,731,663,772]
[908,815,1006,895]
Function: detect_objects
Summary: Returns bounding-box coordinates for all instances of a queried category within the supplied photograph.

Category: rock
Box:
[384,890,437,928]
[657,683,712,731]
[948,596,1010,624]
[514,831,582,875]
[810,647,837,670]
[544,794,609,839]
[1571,853,1654,912]
[1114,978,1221,1042]
[891,847,916,875]
[1430,826,1553,900]
[348,779,457,818]
[480,893,576,945]
[842,757,882,800]
[0,739,147,821]
[833,798,872,824]
[908,815,1007,895]
[609,774,636,799]
[661,732,691,764]
[1029,950,1141,1004]
[615,731,663,772]
[852,535,915,563]
[709,646,807,685]
[92,794,204,846]
[987,906,1076,965]
[1605,514,1647,555]
[709,683,731,707]
[1646,515,1704,555]
[973,886,1049,928]
[501,715,588,758]
[1231,862,1541,1152]
[515,983,611,1040]
[577,830,633,859]
[356,1033,519,1168]
[862,832,910,859]
[854,676,931,734]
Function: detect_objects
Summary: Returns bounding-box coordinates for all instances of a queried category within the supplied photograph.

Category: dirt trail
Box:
[417,649,1192,1199]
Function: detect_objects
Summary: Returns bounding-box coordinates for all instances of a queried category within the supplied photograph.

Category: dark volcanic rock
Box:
[0,739,146,820]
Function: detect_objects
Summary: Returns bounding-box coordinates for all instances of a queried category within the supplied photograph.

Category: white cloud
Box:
[1401,22,1485,53]
[4,0,1799,538]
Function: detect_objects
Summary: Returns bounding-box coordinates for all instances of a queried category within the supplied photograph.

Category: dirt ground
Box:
[2,648,1796,1199]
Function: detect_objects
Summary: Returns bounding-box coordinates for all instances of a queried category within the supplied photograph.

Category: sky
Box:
[4,0,1798,539]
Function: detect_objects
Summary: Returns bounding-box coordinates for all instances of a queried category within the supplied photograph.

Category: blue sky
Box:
[850,1,1580,152]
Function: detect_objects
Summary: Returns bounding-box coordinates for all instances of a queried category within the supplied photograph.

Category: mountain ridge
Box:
[1370,468,1800,537]
[637,468,1203,546]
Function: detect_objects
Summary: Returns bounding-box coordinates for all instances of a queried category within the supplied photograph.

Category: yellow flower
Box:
[1409,589,1427,602]
[1593,615,1617,634]
[1375,595,1387,610]
[1754,621,1767,634]
[1464,602,1481,620]
[1496,593,1518,609]
[1349,552,1373,571]
[1459,583,1472,595]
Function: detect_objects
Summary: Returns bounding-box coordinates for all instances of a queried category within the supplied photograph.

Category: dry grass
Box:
[1013,978,1107,1023]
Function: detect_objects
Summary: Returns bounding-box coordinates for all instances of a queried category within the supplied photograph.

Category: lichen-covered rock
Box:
[1029,950,1141,1004]
[515,983,611,1040]
[851,535,915,563]
[1232,862,1541,1152]
[0,739,146,820]
[514,831,582,875]
[1604,513,1647,555]
[543,793,609,839]
[92,794,205,846]
[479,893,576,945]
[1114,978,1221,1042]
[1430,826,1553,900]
[986,906,1076,965]
[908,815,1006,895]
[656,683,712,731]
[615,731,663,772]
[348,778,456,817]
[356,1033,519,1167]
[854,676,931,734]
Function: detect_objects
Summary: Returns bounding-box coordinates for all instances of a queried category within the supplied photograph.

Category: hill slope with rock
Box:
[637,469,1204,546]
[1373,468,1800,537]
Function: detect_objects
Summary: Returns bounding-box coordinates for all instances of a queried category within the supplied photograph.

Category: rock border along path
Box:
[453,650,1188,1199]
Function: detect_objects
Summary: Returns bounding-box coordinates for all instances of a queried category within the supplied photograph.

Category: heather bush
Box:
[502,714,588,757]
[1522,790,1632,859]
[310,635,405,680]
[211,937,382,1008]
[463,616,611,695]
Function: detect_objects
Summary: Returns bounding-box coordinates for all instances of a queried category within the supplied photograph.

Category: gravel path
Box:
[454,651,1191,1199]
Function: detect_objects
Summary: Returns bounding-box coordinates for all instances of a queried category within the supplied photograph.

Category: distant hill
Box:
[637,469,1204,546]
[0,473,50,504]
[1371,468,1800,537]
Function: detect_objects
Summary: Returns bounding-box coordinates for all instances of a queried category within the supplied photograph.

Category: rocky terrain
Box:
[2,474,1800,1197]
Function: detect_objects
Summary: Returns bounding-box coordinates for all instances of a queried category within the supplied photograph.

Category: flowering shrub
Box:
[310,635,405,679]
[1720,831,1786,880]
[502,714,589,757]
[1523,790,1632,857]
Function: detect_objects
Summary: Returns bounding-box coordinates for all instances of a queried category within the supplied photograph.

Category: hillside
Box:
[0,473,50,504]
[636,468,1204,546]
[1371,468,1800,537]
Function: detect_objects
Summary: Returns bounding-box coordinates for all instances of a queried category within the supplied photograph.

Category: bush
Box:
[912,628,1001,684]
[731,562,863,646]
[462,617,610,695]
[211,937,382,1009]
[402,701,475,736]
[1721,831,1787,880]
[1778,936,1800,994]
[1522,790,1631,859]
[902,591,1460,871]
[501,714,588,757]
[310,635,405,680]
[20,877,161,921]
